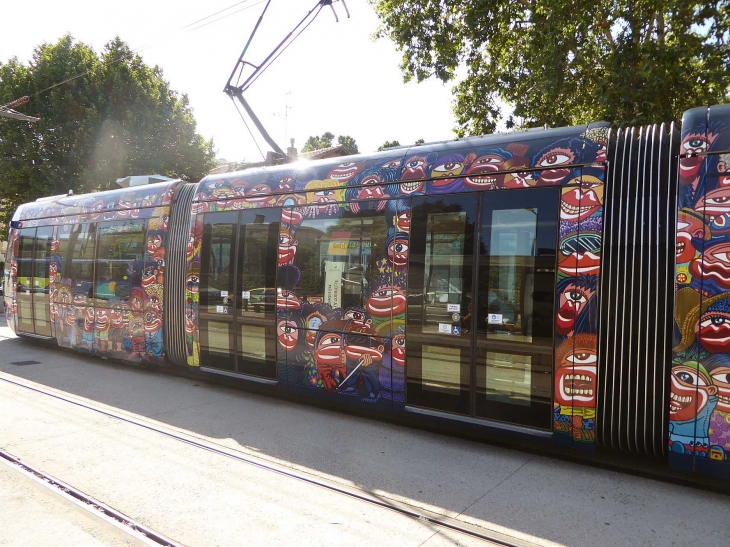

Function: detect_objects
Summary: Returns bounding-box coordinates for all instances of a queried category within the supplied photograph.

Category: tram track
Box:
[0,446,179,546]
[0,372,544,547]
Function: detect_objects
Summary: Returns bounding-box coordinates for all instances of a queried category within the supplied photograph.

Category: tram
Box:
[4,104,730,478]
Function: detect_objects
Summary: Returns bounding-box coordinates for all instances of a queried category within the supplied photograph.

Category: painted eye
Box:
[683,137,708,151]
[677,368,708,386]
[188,275,199,284]
[279,235,291,245]
[566,290,587,303]
[396,337,405,346]
[710,250,730,262]
[339,163,355,169]
[567,351,597,365]
[707,195,730,205]
[382,161,400,169]
[700,315,729,328]
[407,159,425,169]
[710,371,730,384]
[434,162,462,173]
[538,148,574,167]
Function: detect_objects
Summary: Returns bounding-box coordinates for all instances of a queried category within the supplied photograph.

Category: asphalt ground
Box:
[0,314,728,546]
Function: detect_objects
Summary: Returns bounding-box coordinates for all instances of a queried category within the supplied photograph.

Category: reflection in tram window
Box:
[94,221,146,302]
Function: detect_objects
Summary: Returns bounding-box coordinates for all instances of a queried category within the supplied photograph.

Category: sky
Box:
[0,0,461,163]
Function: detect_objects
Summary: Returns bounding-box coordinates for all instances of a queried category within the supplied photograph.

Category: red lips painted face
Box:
[555,350,597,407]
[327,163,359,183]
[669,364,716,421]
[278,228,298,266]
[388,240,409,270]
[676,212,706,263]
[246,184,271,203]
[95,309,109,331]
[560,182,603,222]
[535,147,575,186]
[698,311,730,354]
[366,286,407,317]
[464,154,506,189]
[689,242,730,290]
[679,133,713,186]
[315,333,342,364]
[277,320,299,351]
[396,210,411,233]
[710,366,730,413]
[277,290,302,309]
[556,284,595,335]
[558,252,601,276]
[391,333,406,367]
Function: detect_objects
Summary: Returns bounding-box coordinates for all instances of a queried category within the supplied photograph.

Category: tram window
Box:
[16,229,35,292]
[291,212,387,310]
[33,227,53,293]
[68,224,97,297]
[95,220,146,301]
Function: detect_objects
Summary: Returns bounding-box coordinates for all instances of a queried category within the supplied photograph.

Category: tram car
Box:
[5,104,730,478]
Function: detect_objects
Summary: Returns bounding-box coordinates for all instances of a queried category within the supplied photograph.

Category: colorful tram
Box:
[4,105,730,478]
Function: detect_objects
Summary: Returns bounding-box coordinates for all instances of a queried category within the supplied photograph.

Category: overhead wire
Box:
[231,96,266,160]
[14,0,264,101]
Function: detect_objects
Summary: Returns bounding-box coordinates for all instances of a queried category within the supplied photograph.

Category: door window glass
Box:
[95,220,146,303]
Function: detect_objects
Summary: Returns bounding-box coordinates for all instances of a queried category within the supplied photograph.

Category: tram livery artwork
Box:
[5,104,730,478]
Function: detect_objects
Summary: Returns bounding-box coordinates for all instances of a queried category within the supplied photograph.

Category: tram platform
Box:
[0,315,728,547]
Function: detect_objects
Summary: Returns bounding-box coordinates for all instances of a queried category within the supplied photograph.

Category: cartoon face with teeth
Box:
[463,149,512,190]
[532,140,578,186]
[386,232,409,270]
[278,227,298,266]
[326,162,361,184]
[676,208,710,264]
[705,360,730,414]
[559,178,604,222]
[554,335,598,408]
[669,360,718,424]
[399,154,431,195]
[679,130,718,187]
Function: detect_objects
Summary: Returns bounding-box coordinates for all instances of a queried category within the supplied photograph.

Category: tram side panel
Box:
[8,182,177,367]
[672,104,730,476]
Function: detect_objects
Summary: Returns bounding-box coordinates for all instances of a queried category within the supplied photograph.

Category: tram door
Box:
[199,210,279,379]
[406,188,559,430]
[15,228,36,334]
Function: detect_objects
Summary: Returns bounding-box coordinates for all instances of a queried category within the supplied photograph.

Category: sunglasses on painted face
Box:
[560,233,602,255]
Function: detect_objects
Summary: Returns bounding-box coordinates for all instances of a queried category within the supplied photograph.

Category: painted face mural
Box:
[697,296,730,354]
[277,289,302,309]
[679,131,717,187]
[707,364,730,413]
[246,183,273,205]
[670,361,717,423]
[366,284,407,318]
[326,162,360,184]
[187,223,203,261]
[277,320,299,351]
[394,208,411,233]
[185,306,197,336]
[463,149,512,190]
[147,231,163,256]
[427,154,465,194]
[390,332,406,367]
[386,232,409,270]
[677,209,710,263]
[278,227,298,266]
[554,335,598,408]
[399,155,430,194]
[95,309,110,331]
[689,239,730,294]
[533,142,577,186]
[277,173,295,192]
[556,275,597,336]
[559,178,604,222]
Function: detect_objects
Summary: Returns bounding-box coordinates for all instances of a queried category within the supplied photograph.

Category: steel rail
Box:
[0,373,541,547]
[0,447,179,546]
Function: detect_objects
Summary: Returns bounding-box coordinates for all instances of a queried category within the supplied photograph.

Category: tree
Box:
[0,35,215,235]
[337,135,359,155]
[371,1,730,135]
[301,132,359,154]
[415,138,425,145]
[378,140,400,151]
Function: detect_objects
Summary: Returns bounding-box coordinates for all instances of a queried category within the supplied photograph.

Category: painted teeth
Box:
[565,387,594,396]
[560,202,590,215]
[402,181,420,191]
[466,176,496,184]
[565,374,593,382]
[718,395,730,404]
[670,392,692,403]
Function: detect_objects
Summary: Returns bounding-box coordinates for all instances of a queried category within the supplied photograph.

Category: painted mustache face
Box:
[669,364,717,421]
[689,243,730,291]
[277,290,302,309]
[315,333,342,364]
[555,350,597,407]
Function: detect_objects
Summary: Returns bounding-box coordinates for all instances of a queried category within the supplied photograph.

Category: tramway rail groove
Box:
[0,447,179,546]
[0,373,540,547]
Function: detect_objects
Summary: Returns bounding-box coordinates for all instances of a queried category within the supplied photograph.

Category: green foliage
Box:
[371,1,730,135]
[415,138,425,145]
[337,135,359,155]
[301,132,359,154]
[0,35,215,236]
[301,131,335,152]
[378,140,401,151]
